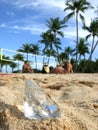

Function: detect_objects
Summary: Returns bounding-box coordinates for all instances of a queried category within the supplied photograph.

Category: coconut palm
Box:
[83,18,98,60]
[59,52,68,63]
[77,38,89,61]
[13,54,24,71]
[17,43,31,61]
[39,31,54,52]
[64,0,93,63]
[0,53,3,72]
[64,46,74,60]
[46,17,67,61]
[30,44,40,69]
[39,31,61,64]
[0,55,10,72]
[9,62,17,72]
[43,49,56,64]
[2,56,10,73]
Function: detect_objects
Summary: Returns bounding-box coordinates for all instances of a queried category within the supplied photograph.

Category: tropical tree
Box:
[13,54,24,71]
[30,44,40,69]
[39,31,54,52]
[94,58,98,72]
[39,31,61,64]
[59,52,68,63]
[17,43,31,61]
[64,0,93,64]
[9,62,17,72]
[77,38,89,61]
[64,46,74,60]
[83,18,98,61]
[0,54,3,72]
[2,56,10,73]
[0,55,10,72]
[46,17,67,62]
[42,49,56,64]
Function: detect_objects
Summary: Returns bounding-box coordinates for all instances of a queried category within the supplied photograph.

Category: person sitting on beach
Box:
[22,61,34,73]
[66,60,73,73]
[50,63,67,74]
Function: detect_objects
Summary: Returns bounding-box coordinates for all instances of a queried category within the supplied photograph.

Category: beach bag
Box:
[42,65,50,74]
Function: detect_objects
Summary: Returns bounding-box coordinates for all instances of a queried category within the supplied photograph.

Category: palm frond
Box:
[64,12,74,22]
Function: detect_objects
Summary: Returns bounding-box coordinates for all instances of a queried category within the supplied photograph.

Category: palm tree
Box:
[83,18,98,60]
[13,54,24,71]
[46,17,67,62]
[2,56,10,73]
[39,31,54,52]
[30,44,40,69]
[0,55,9,72]
[0,53,3,72]
[9,62,17,72]
[59,52,68,63]
[17,43,31,61]
[77,38,89,61]
[64,0,93,63]
[39,31,61,64]
[43,49,56,64]
[64,46,74,60]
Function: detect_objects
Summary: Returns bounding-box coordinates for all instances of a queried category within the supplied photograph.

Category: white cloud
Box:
[0,23,6,27]
[1,0,98,38]
[14,0,65,10]
[6,11,15,16]
[0,0,98,59]
[0,0,65,10]
[1,23,47,35]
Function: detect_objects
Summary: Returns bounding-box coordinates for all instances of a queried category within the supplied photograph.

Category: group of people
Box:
[22,60,73,74]
[50,60,73,74]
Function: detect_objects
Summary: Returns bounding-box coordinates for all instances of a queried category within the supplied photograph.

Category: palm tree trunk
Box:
[0,64,2,72]
[43,56,45,65]
[35,56,37,69]
[5,65,8,73]
[18,61,19,71]
[75,12,79,72]
[54,32,60,64]
[78,54,81,63]
[89,36,95,61]
[89,39,98,60]
[76,12,79,62]
[48,57,50,64]
[27,53,28,61]
[12,68,13,73]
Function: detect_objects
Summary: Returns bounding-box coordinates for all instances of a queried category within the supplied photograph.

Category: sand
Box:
[0,73,98,130]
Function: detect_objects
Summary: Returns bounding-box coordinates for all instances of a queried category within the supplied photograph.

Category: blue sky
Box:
[0,0,98,60]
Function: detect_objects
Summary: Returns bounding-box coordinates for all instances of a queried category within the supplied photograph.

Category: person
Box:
[50,63,67,74]
[22,61,34,73]
[66,60,73,73]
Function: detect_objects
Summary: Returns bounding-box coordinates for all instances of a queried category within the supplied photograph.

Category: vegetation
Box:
[0,0,98,73]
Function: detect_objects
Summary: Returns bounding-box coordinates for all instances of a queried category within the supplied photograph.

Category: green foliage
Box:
[1,1,98,73]
[78,59,98,73]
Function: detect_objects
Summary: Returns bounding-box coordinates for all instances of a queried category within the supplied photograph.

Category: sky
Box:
[0,0,98,60]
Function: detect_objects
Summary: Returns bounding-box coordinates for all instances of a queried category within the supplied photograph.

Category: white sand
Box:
[0,73,98,130]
